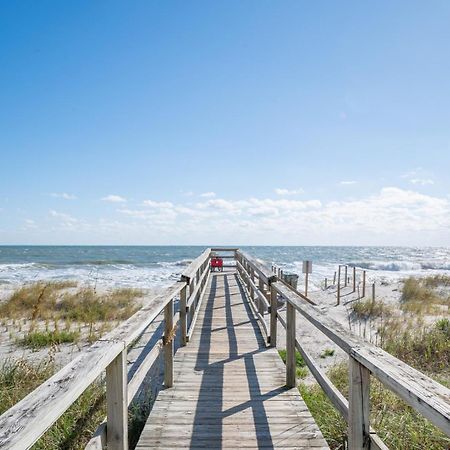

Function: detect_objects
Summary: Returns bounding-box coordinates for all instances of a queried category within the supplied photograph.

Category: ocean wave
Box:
[353,261,422,271]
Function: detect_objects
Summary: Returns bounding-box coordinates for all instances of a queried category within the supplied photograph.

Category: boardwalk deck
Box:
[136,269,328,449]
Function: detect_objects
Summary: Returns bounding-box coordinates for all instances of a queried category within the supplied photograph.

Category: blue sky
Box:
[1,1,450,245]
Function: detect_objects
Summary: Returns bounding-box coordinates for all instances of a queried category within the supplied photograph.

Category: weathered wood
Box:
[85,341,163,450]
[337,265,341,305]
[186,261,209,308]
[286,301,296,389]
[352,345,450,436]
[348,357,370,450]
[0,339,124,450]
[275,281,450,437]
[136,269,328,449]
[186,271,210,341]
[179,284,187,346]
[235,249,277,285]
[270,284,278,347]
[236,260,270,309]
[180,248,211,284]
[344,265,348,287]
[106,349,128,450]
[164,299,174,388]
[352,266,356,293]
[362,270,367,297]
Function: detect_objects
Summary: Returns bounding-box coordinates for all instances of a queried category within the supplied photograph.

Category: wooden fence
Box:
[236,251,450,450]
[0,248,449,450]
[0,248,238,450]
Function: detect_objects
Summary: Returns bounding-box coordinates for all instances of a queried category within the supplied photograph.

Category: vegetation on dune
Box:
[351,297,391,321]
[278,349,308,379]
[0,281,143,323]
[300,362,450,450]
[401,277,450,314]
[18,330,80,350]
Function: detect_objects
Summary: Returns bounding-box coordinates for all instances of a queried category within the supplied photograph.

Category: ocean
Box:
[1,246,450,291]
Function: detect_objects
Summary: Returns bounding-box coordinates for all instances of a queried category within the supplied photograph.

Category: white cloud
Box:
[143,200,174,208]
[51,192,77,200]
[23,219,37,229]
[101,195,127,203]
[339,181,357,185]
[15,187,450,245]
[402,168,435,186]
[200,192,216,198]
[410,178,434,186]
[274,188,304,196]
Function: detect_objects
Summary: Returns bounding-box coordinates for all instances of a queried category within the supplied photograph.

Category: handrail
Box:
[180,248,211,284]
[235,250,276,285]
[237,251,450,450]
[0,249,213,450]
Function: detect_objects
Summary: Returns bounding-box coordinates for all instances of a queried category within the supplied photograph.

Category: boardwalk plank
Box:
[136,270,328,449]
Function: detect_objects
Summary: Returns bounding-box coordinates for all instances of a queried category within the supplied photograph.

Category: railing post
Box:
[348,357,371,449]
[164,298,174,388]
[352,266,356,293]
[106,348,128,450]
[344,265,348,287]
[362,270,367,297]
[286,301,296,388]
[270,284,277,347]
[337,265,341,305]
[179,284,188,346]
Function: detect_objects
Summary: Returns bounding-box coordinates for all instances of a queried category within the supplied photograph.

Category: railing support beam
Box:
[106,349,128,450]
[179,284,187,346]
[270,284,277,347]
[164,299,174,388]
[348,356,371,450]
[286,301,296,388]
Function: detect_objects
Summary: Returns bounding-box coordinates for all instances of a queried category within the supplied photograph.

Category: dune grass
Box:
[300,361,450,450]
[401,277,449,314]
[351,297,391,321]
[18,330,80,350]
[301,310,450,449]
[278,349,308,379]
[0,282,143,324]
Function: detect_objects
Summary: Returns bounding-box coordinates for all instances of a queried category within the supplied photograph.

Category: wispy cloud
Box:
[339,181,357,185]
[101,195,127,203]
[143,200,174,208]
[51,192,77,200]
[410,178,434,186]
[402,168,435,186]
[274,188,304,196]
[200,192,216,198]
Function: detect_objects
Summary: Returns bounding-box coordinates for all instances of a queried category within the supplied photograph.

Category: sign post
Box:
[302,260,312,296]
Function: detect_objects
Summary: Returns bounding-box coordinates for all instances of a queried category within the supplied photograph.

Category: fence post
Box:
[270,284,277,347]
[337,265,341,305]
[286,301,296,388]
[372,283,375,302]
[352,267,356,293]
[333,271,336,285]
[258,277,265,315]
[164,299,174,388]
[344,265,348,287]
[362,270,366,297]
[324,277,328,289]
[348,357,371,449]
[179,284,187,346]
[106,349,128,450]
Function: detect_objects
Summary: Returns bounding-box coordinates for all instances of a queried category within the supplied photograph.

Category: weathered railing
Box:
[2,248,449,450]
[237,251,450,450]
[0,248,223,450]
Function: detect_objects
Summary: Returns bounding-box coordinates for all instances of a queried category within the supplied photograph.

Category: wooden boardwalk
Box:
[136,269,328,449]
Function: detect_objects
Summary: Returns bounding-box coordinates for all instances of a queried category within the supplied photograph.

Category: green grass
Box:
[278,349,308,379]
[18,330,80,350]
[320,348,335,358]
[300,363,450,449]
[400,277,449,314]
[0,282,143,324]
[351,297,391,320]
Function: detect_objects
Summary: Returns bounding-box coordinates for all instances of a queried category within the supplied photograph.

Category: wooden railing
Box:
[0,248,225,450]
[237,251,450,450]
[1,248,449,450]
